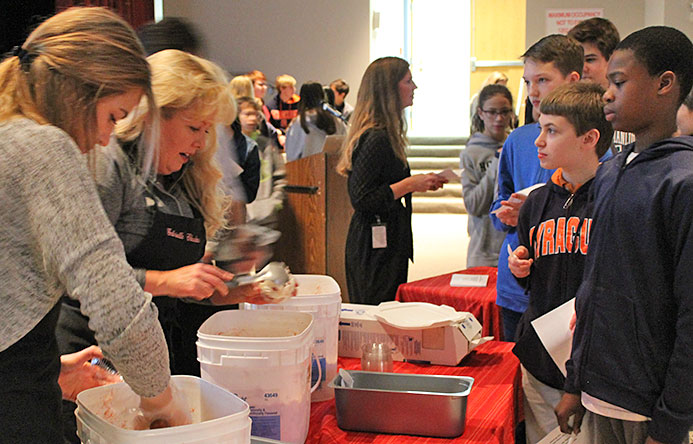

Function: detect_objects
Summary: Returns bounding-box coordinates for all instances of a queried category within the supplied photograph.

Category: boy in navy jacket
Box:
[509,82,613,443]
[555,26,693,444]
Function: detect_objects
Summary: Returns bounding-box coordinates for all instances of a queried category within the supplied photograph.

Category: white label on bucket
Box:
[250,414,281,440]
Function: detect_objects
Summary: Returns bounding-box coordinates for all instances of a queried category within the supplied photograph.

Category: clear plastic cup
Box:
[360,342,394,372]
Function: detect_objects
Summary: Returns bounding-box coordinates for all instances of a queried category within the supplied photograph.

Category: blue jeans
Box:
[501,307,523,342]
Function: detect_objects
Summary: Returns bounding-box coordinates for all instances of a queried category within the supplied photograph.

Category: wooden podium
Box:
[274,150,353,302]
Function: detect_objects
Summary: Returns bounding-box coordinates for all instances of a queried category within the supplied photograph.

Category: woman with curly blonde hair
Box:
[338,57,447,304]
[57,46,266,408]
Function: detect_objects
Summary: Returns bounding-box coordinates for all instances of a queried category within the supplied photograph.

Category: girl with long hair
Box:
[285,81,347,161]
[338,57,446,304]
[0,8,188,440]
[462,84,514,267]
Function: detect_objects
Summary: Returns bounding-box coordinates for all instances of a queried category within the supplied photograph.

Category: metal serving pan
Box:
[328,370,474,438]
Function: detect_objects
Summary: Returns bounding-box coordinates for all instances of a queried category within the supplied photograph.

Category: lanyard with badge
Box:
[372,215,387,249]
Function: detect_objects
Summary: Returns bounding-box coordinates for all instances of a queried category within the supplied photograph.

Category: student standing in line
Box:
[237,96,287,230]
[508,82,613,443]
[337,57,447,305]
[0,8,188,441]
[330,78,354,121]
[555,26,693,444]
[285,81,347,161]
[568,17,636,153]
[489,35,584,341]
[268,74,301,131]
[461,84,514,268]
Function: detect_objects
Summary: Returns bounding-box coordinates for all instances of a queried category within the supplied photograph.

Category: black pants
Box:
[0,304,63,444]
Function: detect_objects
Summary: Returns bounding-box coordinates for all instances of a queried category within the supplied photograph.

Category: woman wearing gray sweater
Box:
[460,84,515,267]
[0,8,188,441]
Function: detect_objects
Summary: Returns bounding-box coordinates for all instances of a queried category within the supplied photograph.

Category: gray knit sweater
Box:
[0,118,169,397]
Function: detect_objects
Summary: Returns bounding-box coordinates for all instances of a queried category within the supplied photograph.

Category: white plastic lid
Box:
[373,301,467,330]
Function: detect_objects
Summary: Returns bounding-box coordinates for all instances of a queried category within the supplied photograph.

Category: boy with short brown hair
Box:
[490,34,584,343]
[509,81,612,443]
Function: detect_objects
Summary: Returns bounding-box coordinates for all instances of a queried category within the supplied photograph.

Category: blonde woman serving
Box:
[0,8,188,441]
[338,57,447,305]
[56,49,272,442]
[57,49,262,377]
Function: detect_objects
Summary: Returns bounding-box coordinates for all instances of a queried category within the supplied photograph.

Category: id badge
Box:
[372,222,387,249]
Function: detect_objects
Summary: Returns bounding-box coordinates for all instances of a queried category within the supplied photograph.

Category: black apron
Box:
[0,303,63,443]
[125,202,207,376]
[56,182,208,443]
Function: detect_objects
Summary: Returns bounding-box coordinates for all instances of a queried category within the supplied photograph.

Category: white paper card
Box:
[537,426,587,444]
[531,298,575,377]
[439,168,462,182]
[450,274,489,288]
[491,204,512,215]
[517,182,545,197]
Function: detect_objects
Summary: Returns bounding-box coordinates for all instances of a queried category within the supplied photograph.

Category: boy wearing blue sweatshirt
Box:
[509,82,613,443]
[556,26,693,444]
[490,34,582,341]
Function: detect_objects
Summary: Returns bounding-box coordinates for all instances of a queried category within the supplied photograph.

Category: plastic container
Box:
[197,310,317,444]
[242,274,341,401]
[329,370,474,438]
[75,375,251,444]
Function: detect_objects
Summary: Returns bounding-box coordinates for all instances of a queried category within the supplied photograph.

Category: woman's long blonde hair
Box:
[0,7,156,154]
[337,57,410,175]
[116,49,236,237]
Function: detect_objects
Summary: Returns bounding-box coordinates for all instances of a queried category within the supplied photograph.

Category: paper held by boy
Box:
[338,301,493,366]
[491,182,546,215]
[537,423,588,444]
[531,297,575,377]
[531,297,587,444]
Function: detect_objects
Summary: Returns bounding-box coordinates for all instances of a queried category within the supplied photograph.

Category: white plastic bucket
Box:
[75,375,251,444]
[197,310,316,444]
[242,274,341,401]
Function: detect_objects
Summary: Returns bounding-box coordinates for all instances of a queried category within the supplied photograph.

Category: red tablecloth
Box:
[306,341,521,444]
[396,267,502,340]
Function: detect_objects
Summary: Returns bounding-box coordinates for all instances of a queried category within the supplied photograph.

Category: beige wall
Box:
[661,1,693,36]
[163,0,693,110]
[163,0,370,99]
[471,0,526,119]
[526,0,693,46]
[525,0,647,45]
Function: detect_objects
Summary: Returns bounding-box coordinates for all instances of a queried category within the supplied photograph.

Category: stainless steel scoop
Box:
[226,261,291,288]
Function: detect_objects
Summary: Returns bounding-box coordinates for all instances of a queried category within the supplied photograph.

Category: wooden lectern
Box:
[274,146,353,302]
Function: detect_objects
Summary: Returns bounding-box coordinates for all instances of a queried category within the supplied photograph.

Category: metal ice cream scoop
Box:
[226,261,291,288]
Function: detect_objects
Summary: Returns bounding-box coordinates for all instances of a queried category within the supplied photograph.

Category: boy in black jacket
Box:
[508,81,613,443]
[555,27,693,444]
